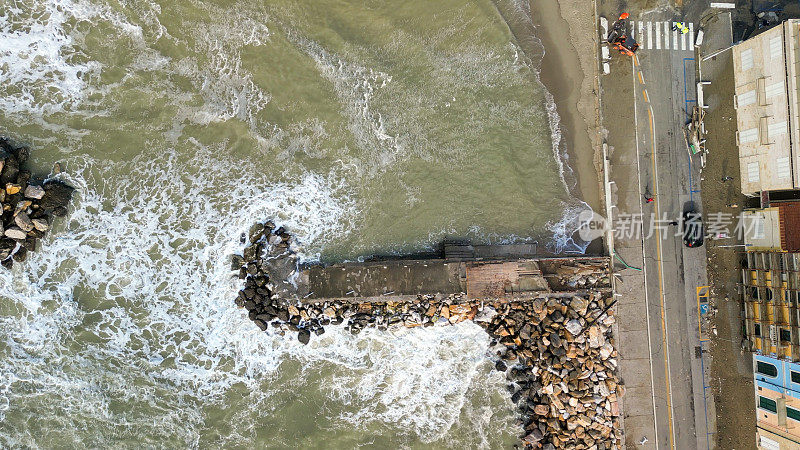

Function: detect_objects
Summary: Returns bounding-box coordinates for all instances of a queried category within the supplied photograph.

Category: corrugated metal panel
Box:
[769,120,788,137]
[766,80,784,99]
[779,203,800,252]
[742,127,760,143]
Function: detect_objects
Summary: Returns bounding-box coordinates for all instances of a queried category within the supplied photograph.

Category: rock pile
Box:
[0,138,74,268]
[233,221,623,448]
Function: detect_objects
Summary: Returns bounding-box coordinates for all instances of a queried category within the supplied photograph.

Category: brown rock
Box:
[570,296,589,315]
[588,325,605,348]
[4,227,26,240]
[534,404,549,415]
[425,304,437,316]
[448,304,472,323]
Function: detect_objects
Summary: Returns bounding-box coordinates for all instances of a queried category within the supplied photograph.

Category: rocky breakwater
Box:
[232,222,623,448]
[0,138,73,268]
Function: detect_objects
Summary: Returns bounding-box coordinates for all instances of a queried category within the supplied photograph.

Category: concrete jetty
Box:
[291,242,610,303]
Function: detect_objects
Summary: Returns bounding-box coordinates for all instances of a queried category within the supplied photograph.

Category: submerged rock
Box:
[297,329,311,345]
[39,180,74,214]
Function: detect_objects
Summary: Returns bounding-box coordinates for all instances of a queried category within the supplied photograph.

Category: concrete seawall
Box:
[294,254,610,303]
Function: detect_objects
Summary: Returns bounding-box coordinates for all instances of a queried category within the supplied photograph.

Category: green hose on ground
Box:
[614,252,642,271]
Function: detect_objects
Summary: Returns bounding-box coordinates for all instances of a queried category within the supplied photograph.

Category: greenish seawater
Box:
[0,0,586,447]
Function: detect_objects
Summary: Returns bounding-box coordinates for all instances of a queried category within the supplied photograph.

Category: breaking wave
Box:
[0,0,596,446]
[0,142,517,447]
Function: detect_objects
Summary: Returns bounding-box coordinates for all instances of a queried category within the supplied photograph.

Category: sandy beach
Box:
[529,0,603,214]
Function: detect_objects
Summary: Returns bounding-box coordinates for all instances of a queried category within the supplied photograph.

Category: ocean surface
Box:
[0,0,588,447]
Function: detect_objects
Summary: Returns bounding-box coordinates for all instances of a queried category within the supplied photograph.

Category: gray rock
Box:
[474,306,497,323]
[248,223,265,242]
[39,180,74,211]
[297,329,311,345]
[230,254,244,271]
[14,213,33,232]
[599,343,614,360]
[565,319,582,335]
[570,296,589,315]
[31,217,48,232]
[23,185,44,199]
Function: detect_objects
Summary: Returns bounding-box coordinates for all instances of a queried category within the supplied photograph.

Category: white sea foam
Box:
[320,323,509,442]
[0,141,515,447]
[173,16,271,127]
[0,0,587,445]
[546,199,594,254]
[0,0,142,116]
[293,35,402,173]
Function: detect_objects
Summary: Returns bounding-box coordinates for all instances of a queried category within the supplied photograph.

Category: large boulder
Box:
[24,185,44,199]
[14,213,33,232]
[297,329,311,345]
[39,180,74,214]
[4,227,26,240]
[0,153,18,186]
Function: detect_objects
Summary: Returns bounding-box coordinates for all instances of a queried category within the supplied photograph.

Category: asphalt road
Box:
[630,6,731,448]
[604,3,728,448]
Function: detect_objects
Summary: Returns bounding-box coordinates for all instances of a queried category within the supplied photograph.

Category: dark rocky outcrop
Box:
[0,138,73,268]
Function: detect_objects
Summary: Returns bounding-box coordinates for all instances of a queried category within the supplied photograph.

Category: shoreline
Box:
[528,0,603,215]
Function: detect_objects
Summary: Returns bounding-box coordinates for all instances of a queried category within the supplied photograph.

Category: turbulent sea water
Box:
[0,0,589,447]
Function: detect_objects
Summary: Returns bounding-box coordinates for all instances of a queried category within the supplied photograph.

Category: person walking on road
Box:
[673,21,689,34]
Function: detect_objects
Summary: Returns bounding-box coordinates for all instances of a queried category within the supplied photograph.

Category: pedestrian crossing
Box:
[629,21,695,53]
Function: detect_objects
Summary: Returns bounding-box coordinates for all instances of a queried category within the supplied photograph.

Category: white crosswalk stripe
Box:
[655,21,661,49]
[639,21,644,44]
[673,23,679,49]
[627,20,695,53]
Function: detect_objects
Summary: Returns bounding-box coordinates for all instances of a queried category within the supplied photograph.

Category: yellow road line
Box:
[643,89,649,103]
[638,71,645,84]
[631,55,661,450]
[647,105,676,450]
